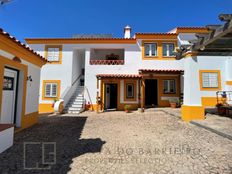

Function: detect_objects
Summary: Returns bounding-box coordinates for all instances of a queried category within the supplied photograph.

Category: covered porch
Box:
[95,69,183,111]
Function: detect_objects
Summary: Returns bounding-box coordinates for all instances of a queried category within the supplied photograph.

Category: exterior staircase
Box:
[64,86,85,114]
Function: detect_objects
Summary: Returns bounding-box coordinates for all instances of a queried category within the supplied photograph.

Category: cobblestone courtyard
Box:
[0,110,232,174]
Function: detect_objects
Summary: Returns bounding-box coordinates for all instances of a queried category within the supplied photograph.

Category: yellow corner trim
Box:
[181,105,205,122]
[42,80,61,100]
[199,70,221,91]
[226,81,232,85]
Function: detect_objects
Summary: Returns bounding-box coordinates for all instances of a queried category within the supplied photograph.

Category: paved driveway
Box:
[0,110,232,174]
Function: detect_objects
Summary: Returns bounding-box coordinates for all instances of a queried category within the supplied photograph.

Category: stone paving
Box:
[0,110,232,174]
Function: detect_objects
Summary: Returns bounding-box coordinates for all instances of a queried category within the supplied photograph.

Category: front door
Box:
[104,84,118,110]
[0,67,18,124]
[145,79,158,107]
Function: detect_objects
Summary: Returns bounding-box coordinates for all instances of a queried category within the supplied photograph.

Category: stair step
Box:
[71,104,83,107]
[68,108,82,111]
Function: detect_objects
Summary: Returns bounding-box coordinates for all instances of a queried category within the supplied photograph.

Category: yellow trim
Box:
[226,81,232,85]
[199,70,221,91]
[100,79,120,110]
[181,105,205,122]
[0,55,32,131]
[44,45,63,64]
[39,103,54,113]
[26,39,136,44]
[201,97,221,107]
[142,40,177,60]
[0,35,46,67]
[124,80,137,101]
[42,80,61,100]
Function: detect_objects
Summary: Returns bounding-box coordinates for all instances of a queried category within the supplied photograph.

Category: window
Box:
[45,83,58,98]
[202,72,218,88]
[144,43,157,57]
[47,48,59,61]
[163,80,176,93]
[42,80,60,100]
[45,45,62,63]
[126,83,134,99]
[162,43,175,57]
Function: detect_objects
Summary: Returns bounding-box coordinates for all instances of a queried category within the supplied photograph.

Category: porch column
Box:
[96,77,99,113]
[141,78,145,109]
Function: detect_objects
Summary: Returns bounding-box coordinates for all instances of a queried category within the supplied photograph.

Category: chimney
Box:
[124,25,131,38]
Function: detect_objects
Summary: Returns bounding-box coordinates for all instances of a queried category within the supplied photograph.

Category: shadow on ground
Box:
[0,115,105,174]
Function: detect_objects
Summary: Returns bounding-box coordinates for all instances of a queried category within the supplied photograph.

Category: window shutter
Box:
[47,48,59,61]
[45,84,51,97]
[202,73,218,88]
[51,84,57,97]
[151,44,157,56]
[164,80,168,93]
[144,44,150,56]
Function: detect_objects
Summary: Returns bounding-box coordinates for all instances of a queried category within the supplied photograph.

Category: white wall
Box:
[183,56,230,106]
[0,49,42,115]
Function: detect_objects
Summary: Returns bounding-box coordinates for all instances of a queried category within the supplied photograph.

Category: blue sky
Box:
[0,0,231,42]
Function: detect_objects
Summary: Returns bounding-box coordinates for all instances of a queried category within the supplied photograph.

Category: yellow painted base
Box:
[39,103,54,113]
[201,97,221,107]
[181,105,205,122]
[15,112,38,133]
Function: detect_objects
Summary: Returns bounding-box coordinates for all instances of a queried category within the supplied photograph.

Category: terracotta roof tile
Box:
[0,28,47,62]
[139,69,184,73]
[96,74,141,78]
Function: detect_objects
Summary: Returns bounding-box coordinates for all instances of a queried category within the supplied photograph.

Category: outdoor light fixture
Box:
[27,75,33,82]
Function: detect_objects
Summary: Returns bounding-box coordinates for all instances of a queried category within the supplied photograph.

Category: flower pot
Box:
[170,102,177,108]
[125,110,129,113]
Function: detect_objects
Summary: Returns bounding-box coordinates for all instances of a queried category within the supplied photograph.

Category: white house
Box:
[25,14,232,121]
[0,28,46,153]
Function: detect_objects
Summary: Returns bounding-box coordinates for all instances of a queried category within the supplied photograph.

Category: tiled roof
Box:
[135,32,177,35]
[0,28,47,62]
[96,74,141,78]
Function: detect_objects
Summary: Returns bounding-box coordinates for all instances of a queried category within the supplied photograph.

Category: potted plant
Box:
[169,98,179,108]
[52,99,58,108]
[124,105,131,113]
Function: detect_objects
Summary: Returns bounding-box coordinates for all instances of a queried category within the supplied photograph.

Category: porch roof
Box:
[139,69,183,74]
[96,74,141,79]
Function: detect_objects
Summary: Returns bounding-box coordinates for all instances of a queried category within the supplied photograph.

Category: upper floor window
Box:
[45,45,62,64]
[163,80,176,93]
[162,43,175,57]
[144,43,157,57]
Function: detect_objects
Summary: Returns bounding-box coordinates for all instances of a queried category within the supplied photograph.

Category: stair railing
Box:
[83,86,94,110]
[54,74,83,113]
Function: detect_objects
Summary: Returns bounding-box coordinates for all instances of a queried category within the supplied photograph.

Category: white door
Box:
[0,68,18,124]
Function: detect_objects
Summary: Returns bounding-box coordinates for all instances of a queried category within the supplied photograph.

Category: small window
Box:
[202,72,218,88]
[144,43,157,57]
[45,45,62,63]
[47,48,59,61]
[163,80,176,93]
[45,83,58,98]
[126,83,134,99]
[162,43,175,57]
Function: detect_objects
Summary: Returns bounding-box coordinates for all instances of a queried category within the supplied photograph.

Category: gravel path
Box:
[0,111,232,174]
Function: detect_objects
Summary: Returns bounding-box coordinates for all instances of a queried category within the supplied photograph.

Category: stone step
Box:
[68,107,82,111]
